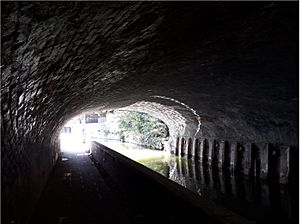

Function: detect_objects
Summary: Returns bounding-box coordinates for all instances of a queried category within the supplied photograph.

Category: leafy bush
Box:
[114,111,169,150]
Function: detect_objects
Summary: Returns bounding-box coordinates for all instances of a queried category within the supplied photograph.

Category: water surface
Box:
[97,139,297,224]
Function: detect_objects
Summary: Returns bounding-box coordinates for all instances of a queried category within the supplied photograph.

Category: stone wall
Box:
[173,137,298,184]
[1,2,298,223]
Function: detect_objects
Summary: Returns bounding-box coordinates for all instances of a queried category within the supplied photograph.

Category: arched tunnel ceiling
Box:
[1,1,299,152]
[119,98,201,147]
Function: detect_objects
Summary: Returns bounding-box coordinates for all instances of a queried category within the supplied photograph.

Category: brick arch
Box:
[1,2,298,223]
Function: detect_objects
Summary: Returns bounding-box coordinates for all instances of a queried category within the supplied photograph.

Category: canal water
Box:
[96,139,297,224]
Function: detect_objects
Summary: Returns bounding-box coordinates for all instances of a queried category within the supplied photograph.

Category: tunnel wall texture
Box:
[1,2,298,224]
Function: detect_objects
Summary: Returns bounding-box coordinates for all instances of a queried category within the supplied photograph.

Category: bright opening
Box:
[59,110,169,154]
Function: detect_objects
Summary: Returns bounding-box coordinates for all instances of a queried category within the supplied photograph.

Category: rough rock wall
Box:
[1,2,298,223]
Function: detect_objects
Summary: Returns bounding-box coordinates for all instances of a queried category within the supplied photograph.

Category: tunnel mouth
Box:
[1,2,298,224]
[56,97,201,157]
[59,109,170,153]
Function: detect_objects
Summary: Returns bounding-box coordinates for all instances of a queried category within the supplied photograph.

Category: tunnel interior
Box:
[1,2,298,224]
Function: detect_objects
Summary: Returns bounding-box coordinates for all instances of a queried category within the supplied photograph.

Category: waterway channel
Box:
[95,139,297,224]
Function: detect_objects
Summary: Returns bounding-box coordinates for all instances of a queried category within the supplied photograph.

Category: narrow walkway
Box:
[30,153,132,224]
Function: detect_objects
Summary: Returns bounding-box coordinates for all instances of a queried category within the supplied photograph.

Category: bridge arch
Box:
[1,2,297,223]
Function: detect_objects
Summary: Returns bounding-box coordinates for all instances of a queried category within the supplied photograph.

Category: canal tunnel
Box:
[1,2,298,224]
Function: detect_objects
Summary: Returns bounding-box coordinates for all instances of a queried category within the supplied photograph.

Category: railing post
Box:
[279,145,290,184]
[229,142,238,173]
[191,138,196,159]
[178,137,182,156]
[194,139,200,160]
[199,139,205,163]
[218,140,225,169]
[207,140,214,165]
[188,138,195,158]
[175,137,180,155]
[185,138,190,158]
[242,143,252,175]
[257,143,269,179]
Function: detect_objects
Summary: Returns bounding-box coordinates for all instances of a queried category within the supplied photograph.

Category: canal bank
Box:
[94,139,297,224]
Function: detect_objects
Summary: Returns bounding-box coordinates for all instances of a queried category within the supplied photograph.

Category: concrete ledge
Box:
[91,141,254,224]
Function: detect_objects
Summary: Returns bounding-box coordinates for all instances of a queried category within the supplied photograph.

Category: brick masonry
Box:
[1,2,298,223]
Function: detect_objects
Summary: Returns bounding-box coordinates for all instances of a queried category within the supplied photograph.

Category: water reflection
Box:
[97,140,296,224]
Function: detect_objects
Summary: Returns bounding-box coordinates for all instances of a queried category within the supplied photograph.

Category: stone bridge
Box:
[1,2,298,224]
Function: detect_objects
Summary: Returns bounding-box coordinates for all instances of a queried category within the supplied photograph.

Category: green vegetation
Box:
[114,110,169,150]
